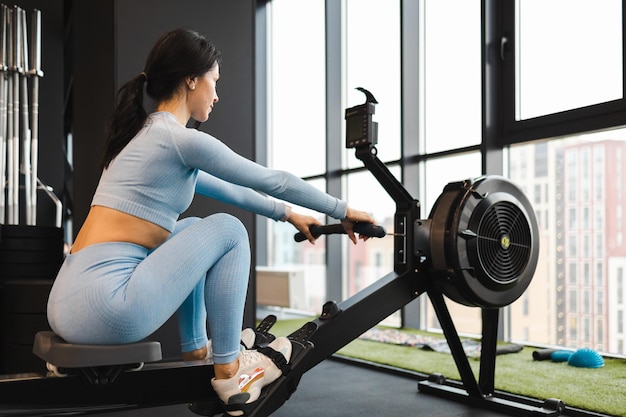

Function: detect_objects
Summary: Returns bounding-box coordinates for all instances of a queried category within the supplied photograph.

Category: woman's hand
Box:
[287,211,322,244]
[341,207,375,244]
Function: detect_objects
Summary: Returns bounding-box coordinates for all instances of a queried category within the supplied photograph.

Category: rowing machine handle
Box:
[294,223,386,242]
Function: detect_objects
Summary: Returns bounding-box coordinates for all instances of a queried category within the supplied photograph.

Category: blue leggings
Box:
[47,213,250,364]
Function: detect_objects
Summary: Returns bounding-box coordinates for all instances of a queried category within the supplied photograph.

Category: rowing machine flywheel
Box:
[426,176,539,308]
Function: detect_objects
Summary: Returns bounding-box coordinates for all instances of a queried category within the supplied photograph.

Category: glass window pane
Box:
[265,179,327,314]
[344,169,400,326]
[269,0,326,177]
[509,128,626,355]
[422,153,482,334]
[424,0,481,154]
[516,0,623,120]
[345,0,401,167]
[422,152,482,216]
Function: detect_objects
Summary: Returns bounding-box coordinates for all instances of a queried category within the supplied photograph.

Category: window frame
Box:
[258,0,626,350]
[497,0,626,145]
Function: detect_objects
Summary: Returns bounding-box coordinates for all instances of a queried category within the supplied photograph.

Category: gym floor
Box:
[87,358,589,417]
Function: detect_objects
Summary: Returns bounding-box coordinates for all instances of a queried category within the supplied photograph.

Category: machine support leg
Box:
[479,308,500,395]
[427,288,482,397]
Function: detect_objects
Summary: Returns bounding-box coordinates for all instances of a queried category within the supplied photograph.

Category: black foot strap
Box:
[221,345,292,416]
[256,345,291,376]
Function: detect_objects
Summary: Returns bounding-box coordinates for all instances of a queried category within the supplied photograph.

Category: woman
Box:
[47,28,374,414]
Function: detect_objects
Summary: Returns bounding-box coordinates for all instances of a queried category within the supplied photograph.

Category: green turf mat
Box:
[265,317,626,417]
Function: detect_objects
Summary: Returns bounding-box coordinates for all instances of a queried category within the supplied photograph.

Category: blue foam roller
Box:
[550,350,574,362]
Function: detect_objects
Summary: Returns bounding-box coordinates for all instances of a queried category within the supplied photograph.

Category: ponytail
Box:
[101,29,221,169]
[101,74,148,169]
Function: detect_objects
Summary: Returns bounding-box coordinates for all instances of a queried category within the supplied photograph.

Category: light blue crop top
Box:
[91,112,348,232]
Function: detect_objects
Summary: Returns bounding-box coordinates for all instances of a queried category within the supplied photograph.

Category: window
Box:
[344,0,401,167]
[568,235,577,257]
[583,290,590,314]
[534,142,548,177]
[423,0,481,154]
[619,270,624,305]
[509,129,626,353]
[423,153,482,215]
[596,263,604,288]
[567,208,576,230]
[422,153,482,335]
[515,1,622,120]
[569,289,577,313]
[502,0,625,143]
[597,291,604,315]
[594,145,605,201]
[568,263,577,286]
[344,170,397,298]
[569,317,578,341]
[263,0,327,315]
[267,0,326,178]
[343,0,401,326]
[261,0,626,359]
[265,179,328,313]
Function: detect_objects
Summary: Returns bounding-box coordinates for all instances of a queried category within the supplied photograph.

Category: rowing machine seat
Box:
[33,331,162,368]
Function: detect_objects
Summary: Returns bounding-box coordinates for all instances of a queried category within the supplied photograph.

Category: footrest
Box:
[253,315,277,347]
[33,331,162,368]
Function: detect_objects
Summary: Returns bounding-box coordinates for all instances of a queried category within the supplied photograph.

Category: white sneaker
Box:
[240,328,256,349]
[203,328,257,364]
[210,337,292,416]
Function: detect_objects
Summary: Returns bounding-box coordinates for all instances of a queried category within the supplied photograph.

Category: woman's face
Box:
[188,63,220,122]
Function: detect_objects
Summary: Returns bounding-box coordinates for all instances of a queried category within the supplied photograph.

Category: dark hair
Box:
[101,29,222,168]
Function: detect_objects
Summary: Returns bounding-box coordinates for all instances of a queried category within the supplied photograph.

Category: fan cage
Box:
[476,201,532,284]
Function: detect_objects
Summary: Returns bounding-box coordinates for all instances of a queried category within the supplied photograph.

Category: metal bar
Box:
[353,144,421,276]
[5,6,15,224]
[38,178,62,228]
[304,270,420,373]
[10,6,19,224]
[243,270,422,417]
[29,8,42,226]
[427,288,483,397]
[418,380,564,417]
[354,145,415,209]
[19,7,31,225]
[0,4,7,224]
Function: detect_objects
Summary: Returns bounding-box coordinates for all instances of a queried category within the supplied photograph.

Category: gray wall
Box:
[72,0,260,357]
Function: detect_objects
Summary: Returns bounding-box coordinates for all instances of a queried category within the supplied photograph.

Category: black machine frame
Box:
[0,92,566,417]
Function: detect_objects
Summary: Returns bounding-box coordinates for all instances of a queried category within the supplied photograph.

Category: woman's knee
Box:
[208,213,248,242]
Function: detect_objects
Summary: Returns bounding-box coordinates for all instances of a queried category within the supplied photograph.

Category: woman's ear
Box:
[187,76,196,91]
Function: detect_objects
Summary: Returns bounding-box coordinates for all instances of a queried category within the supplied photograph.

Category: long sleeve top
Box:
[91,111,347,232]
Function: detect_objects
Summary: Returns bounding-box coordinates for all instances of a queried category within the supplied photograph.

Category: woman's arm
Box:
[195,171,287,221]
[177,129,348,219]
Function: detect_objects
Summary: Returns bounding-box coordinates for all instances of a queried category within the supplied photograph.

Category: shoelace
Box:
[239,349,268,367]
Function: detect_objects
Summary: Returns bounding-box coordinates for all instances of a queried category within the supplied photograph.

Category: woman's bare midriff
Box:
[70,205,171,254]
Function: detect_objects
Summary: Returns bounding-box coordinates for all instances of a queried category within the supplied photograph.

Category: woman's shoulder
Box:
[148,111,180,129]
[148,112,212,139]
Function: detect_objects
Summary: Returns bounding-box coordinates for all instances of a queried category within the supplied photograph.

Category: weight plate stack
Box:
[1,280,56,373]
[0,225,64,280]
[0,225,63,374]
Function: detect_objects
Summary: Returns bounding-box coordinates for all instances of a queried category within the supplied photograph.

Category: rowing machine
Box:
[0,88,564,417]
[210,88,561,417]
